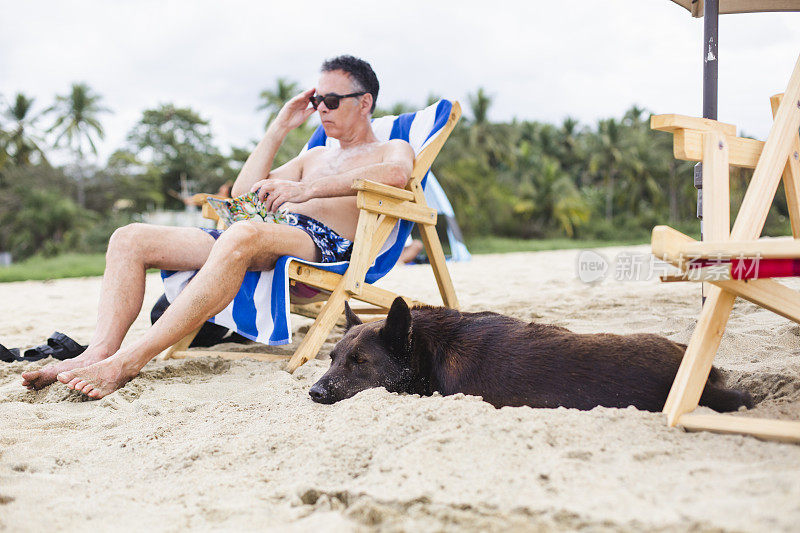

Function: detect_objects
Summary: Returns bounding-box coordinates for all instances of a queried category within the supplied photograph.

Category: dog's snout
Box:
[309,382,329,403]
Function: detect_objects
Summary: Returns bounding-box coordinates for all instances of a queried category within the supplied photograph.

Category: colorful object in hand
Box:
[206,192,294,226]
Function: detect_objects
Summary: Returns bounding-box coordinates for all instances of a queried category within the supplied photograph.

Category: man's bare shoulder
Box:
[304,146,328,156]
[381,139,414,161]
[383,138,412,150]
[296,145,329,165]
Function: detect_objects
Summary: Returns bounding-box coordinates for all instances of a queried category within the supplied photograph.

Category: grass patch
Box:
[1,234,681,282]
[0,253,107,282]
[464,236,650,255]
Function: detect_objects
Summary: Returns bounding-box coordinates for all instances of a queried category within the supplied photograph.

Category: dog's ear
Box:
[344,301,362,331]
[381,297,412,362]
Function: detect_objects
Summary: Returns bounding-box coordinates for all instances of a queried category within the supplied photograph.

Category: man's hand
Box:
[252,179,311,212]
[273,88,316,132]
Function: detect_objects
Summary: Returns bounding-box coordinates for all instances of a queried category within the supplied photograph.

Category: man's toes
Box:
[57,371,75,384]
[82,384,94,395]
[21,371,39,382]
[88,389,101,399]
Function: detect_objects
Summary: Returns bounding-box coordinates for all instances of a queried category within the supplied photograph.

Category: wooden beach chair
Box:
[649,54,800,443]
[162,101,462,373]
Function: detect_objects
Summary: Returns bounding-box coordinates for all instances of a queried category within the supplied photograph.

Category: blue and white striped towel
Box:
[161,99,454,345]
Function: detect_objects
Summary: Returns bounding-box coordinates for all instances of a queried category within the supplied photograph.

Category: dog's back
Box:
[411,307,752,412]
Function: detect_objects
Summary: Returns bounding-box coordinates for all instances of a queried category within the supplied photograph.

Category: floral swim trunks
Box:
[201,212,353,263]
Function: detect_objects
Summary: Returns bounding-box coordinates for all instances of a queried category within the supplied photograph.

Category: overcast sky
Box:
[2,0,799,163]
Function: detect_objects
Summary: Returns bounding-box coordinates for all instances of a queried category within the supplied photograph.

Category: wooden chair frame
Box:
[162,102,463,373]
[649,54,800,443]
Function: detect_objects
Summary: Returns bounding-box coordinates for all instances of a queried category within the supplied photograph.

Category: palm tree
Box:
[589,118,627,221]
[468,87,491,125]
[2,93,48,168]
[258,78,299,128]
[48,82,110,157]
[0,100,8,172]
[558,117,583,181]
[47,83,110,206]
[466,88,508,168]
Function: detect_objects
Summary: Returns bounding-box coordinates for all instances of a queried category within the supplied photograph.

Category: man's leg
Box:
[56,219,319,399]
[22,224,216,390]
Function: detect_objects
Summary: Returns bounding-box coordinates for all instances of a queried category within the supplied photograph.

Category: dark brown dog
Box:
[309,298,753,412]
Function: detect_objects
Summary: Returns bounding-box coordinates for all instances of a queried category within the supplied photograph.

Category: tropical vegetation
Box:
[0,81,791,264]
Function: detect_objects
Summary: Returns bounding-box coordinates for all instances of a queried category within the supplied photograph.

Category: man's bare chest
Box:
[302,145,385,181]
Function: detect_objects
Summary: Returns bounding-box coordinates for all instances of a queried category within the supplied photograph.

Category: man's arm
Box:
[259,140,415,212]
[231,88,316,197]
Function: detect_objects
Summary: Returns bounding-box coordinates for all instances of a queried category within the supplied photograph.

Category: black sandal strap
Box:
[47,332,87,359]
[23,344,56,361]
[0,344,20,363]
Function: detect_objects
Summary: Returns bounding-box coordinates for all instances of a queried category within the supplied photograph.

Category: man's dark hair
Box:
[321,55,379,113]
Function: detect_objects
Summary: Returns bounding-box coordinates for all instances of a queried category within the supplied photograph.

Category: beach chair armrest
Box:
[356,190,437,225]
[201,202,220,222]
[351,179,415,201]
[650,114,736,136]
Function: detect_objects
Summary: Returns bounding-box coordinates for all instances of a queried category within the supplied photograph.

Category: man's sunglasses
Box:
[310,92,366,110]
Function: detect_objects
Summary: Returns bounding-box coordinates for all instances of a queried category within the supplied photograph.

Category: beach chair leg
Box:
[770,93,800,238]
[288,239,384,372]
[700,130,730,295]
[662,285,736,425]
[287,284,348,373]
[419,221,459,309]
[367,215,399,260]
[344,211,380,294]
[161,325,203,360]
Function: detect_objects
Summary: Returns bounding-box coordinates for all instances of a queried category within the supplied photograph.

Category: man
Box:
[21,55,415,399]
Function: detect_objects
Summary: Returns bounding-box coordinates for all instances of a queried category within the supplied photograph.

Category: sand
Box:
[1,245,799,532]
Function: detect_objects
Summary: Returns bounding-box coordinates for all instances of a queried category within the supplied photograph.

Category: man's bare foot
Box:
[21,347,111,390]
[57,355,139,399]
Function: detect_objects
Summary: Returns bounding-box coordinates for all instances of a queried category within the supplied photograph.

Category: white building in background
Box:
[138,206,216,229]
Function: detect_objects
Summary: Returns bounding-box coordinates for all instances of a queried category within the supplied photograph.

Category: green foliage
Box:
[2,79,793,267]
[125,103,230,208]
[0,164,137,261]
[430,96,789,242]
[0,165,84,259]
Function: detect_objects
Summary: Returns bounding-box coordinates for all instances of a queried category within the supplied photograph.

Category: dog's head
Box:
[309,297,414,404]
